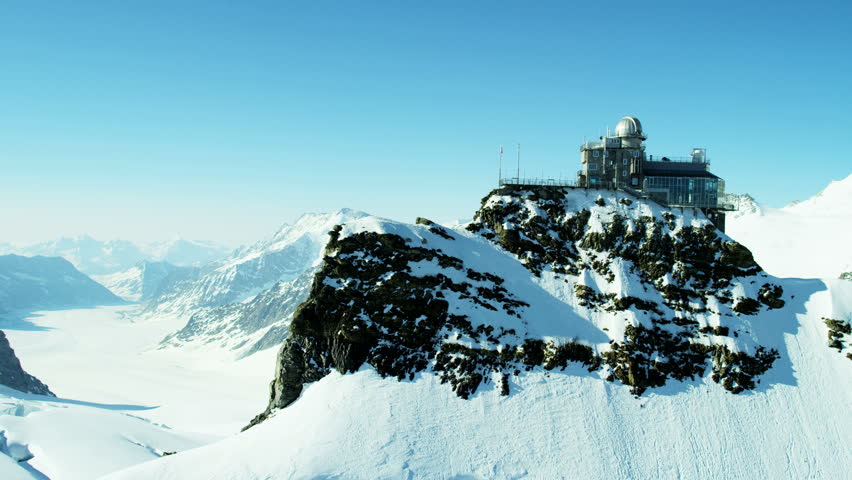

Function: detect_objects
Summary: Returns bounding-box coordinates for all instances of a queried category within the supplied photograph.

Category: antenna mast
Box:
[516,142,521,182]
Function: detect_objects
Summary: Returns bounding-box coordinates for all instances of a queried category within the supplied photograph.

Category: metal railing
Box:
[646,155,709,164]
[499,177,579,187]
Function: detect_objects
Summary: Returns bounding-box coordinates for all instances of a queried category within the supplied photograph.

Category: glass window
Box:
[642,176,718,208]
[593,150,600,158]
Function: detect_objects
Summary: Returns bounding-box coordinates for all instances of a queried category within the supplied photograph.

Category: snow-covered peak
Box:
[267,209,371,251]
[144,209,376,316]
[725,193,763,219]
[727,174,852,279]
[784,173,852,216]
[141,238,232,267]
[216,209,372,272]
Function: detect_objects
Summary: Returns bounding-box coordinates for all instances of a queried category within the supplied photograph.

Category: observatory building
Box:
[577,116,728,229]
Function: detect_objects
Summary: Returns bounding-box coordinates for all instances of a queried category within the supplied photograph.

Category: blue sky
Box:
[2,1,850,246]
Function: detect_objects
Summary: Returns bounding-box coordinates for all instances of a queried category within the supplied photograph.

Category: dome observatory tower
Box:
[614,116,646,148]
[578,115,647,190]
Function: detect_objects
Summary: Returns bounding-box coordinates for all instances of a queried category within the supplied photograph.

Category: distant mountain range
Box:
[0,236,231,276]
[0,254,124,311]
[91,261,191,302]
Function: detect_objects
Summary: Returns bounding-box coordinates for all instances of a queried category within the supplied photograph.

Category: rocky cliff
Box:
[0,331,53,396]
[248,187,789,428]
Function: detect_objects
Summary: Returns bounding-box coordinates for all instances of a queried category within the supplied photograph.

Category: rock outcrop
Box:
[248,187,789,428]
[0,331,53,396]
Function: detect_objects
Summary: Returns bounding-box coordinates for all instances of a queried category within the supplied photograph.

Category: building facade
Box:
[578,116,724,209]
[577,116,728,230]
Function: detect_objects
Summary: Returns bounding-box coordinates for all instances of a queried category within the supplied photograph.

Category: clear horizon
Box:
[3,2,850,246]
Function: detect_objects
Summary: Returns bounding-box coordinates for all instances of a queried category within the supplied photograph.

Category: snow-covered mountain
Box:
[158,269,316,358]
[107,187,852,479]
[0,236,231,276]
[727,174,852,279]
[92,261,190,302]
[1,236,147,276]
[724,193,762,219]
[0,255,124,311]
[142,238,232,268]
[145,209,370,357]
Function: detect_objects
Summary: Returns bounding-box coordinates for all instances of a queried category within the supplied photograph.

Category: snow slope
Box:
[105,187,852,479]
[727,174,852,279]
[0,385,207,480]
[1,306,274,437]
[106,281,852,480]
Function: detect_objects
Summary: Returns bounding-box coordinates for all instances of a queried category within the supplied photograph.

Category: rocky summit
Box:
[247,187,791,427]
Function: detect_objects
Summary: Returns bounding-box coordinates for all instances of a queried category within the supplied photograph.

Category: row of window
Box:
[591,150,641,159]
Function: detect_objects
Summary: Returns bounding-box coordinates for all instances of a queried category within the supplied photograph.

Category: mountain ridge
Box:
[248,187,790,428]
[0,254,124,311]
[0,237,231,276]
[142,209,372,358]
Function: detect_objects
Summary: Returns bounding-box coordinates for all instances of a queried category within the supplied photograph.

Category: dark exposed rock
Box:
[733,298,761,315]
[249,187,785,428]
[0,331,53,396]
[758,283,785,309]
[247,228,543,428]
[467,187,764,313]
[824,317,851,353]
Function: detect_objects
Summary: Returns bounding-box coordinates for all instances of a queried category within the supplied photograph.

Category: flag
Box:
[500,146,503,154]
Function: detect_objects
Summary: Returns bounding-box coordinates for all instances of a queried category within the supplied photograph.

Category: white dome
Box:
[614,116,644,138]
